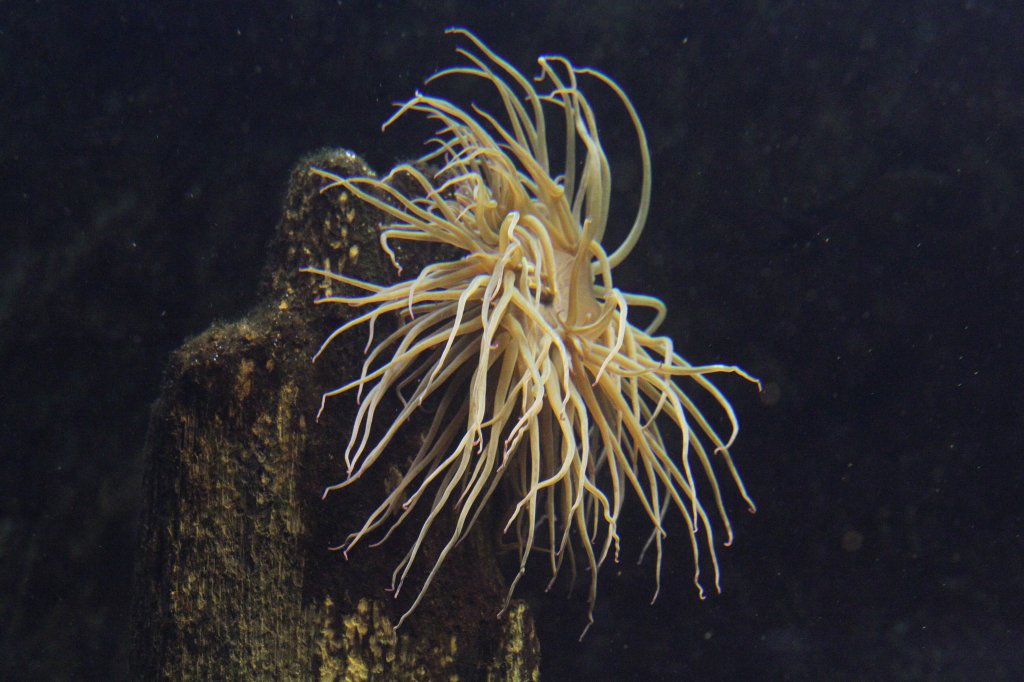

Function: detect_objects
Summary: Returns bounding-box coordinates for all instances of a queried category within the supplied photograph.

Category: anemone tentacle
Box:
[305,27,758,634]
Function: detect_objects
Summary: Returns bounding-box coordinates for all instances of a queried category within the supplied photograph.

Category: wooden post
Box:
[130,149,540,681]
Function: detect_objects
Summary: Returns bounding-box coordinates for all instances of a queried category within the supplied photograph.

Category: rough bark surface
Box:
[130,149,541,681]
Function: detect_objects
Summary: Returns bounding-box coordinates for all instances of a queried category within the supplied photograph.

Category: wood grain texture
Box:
[130,149,540,681]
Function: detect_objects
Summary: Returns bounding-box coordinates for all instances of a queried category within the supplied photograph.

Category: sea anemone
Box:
[303,28,758,634]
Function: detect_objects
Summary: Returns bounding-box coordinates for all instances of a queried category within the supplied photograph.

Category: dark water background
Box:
[2,1,1022,679]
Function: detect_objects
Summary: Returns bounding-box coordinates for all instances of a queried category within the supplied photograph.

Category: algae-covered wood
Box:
[130,149,540,681]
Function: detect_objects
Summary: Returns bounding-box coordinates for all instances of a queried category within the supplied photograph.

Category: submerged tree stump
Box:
[130,149,540,681]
